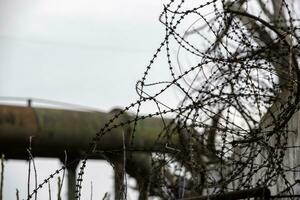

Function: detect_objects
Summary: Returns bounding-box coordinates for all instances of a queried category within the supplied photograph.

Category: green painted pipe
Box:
[0,105,183,200]
[0,105,180,160]
[0,105,215,199]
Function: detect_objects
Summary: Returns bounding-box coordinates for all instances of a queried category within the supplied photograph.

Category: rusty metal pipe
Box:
[0,105,180,159]
[0,104,182,200]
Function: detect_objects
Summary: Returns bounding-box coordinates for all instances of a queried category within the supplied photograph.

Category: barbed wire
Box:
[24,0,300,199]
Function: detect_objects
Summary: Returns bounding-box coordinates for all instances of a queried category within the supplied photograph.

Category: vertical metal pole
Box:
[0,154,4,200]
[67,162,78,200]
[114,160,125,200]
[27,99,32,107]
[113,129,128,200]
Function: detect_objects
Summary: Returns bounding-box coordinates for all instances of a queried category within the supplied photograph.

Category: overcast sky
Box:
[0,0,177,199]
[0,0,177,111]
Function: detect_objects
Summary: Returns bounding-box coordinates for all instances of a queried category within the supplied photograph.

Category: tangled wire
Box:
[27,0,300,199]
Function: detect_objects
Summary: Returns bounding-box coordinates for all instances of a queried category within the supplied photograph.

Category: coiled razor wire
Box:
[26,0,300,199]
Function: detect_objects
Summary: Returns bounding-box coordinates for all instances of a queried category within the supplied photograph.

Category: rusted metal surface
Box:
[0,105,179,160]
[0,104,182,200]
[0,105,39,158]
